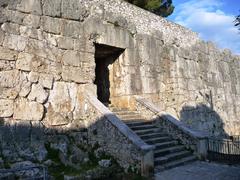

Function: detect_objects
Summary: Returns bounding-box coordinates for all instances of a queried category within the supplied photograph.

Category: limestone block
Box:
[45,104,69,126]
[3,34,27,51]
[61,0,89,21]
[41,16,61,34]
[42,0,61,17]
[62,20,83,38]
[0,46,18,61]
[28,84,48,103]
[23,14,40,28]
[28,71,39,83]
[58,37,74,50]
[3,9,25,25]
[0,70,19,88]
[62,50,81,67]
[62,66,92,83]
[48,82,77,114]
[0,99,14,117]
[1,23,20,35]
[39,73,54,89]
[13,98,44,121]
[16,0,42,15]
[19,81,32,97]
[16,52,35,71]
[0,87,19,100]
[26,39,62,63]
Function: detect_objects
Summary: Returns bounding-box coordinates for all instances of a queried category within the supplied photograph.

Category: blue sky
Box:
[167,0,240,54]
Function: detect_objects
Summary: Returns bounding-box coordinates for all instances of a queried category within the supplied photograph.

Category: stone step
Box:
[154,150,192,165]
[154,145,186,157]
[139,132,168,140]
[113,111,139,116]
[154,155,197,172]
[134,127,161,135]
[130,124,156,131]
[117,114,144,120]
[121,116,147,121]
[154,141,178,149]
[145,136,172,144]
[125,121,154,127]
[110,108,130,112]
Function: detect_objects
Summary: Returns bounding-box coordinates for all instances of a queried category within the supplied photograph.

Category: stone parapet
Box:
[135,97,208,159]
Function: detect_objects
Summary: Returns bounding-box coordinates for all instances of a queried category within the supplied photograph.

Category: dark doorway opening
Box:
[94,43,125,106]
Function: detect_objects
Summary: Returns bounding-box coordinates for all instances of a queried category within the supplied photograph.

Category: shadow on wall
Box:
[179,104,228,138]
[0,115,141,179]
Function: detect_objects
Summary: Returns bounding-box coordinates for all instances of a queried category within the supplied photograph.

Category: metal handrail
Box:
[0,165,47,180]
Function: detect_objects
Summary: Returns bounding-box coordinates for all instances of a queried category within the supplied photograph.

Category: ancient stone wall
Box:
[0,0,239,147]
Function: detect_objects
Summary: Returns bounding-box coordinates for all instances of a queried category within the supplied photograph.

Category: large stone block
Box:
[0,70,19,88]
[0,46,18,61]
[42,0,61,17]
[41,16,62,34]
[61,20,83,38]
[62,50,81,67]
[16,52,34,71]
[0,99,14,117]
[16,0,42,15]
[48,82,77,114]
[28,83,48,103]
[62,66,92,83]
[23,14,40,28]
[61,0,89,21]
[3,34,27,51]
[13,98,44,121]
[39,73,54,89]
[58,37,74,50]
[1,22,20,35]
[45,104,69,126]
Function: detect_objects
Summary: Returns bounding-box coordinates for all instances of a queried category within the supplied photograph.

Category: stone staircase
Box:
[110,107,197,172]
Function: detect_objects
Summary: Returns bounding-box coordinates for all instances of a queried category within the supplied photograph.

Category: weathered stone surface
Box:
[39,73,54,89]
[41,16,61,34]
[3,34,27,51]
[62,50,81,67]
[1,22,20,35]
[14,98,44,121]
[48,82,77,113]
[0,28,4,43]
[62,66,92,83]
[61,20,82,38]
[58,37,74,50]
[23,14,41,28]
[28,84,48,103]
[0,99,14,117]
[61,0,89,21]
[0,60,15,71]
[45,104,69,126]
[19,81,32,97]
[28,71,39,83]
[16,52,34,71]
[0,46,18,61]
[42,0,61,17]
[0,70,19,88]
[16,0,42,15]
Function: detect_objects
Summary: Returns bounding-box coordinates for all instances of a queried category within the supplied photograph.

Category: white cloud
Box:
[172,0,240,54]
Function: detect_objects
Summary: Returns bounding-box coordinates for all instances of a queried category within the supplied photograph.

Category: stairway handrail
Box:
[86,93,155,152]
[135,97,209,139]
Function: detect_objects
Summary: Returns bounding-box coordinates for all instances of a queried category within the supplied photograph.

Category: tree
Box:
[124,0,174,17]
[234,14,240,31]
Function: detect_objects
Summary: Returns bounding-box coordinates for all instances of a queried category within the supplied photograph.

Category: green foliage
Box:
[235,14,240,31]
[125,0,174,17]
